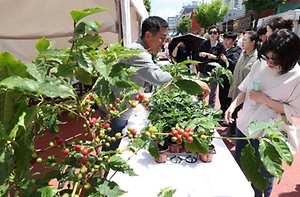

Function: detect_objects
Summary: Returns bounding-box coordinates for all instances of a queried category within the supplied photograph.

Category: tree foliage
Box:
[194,0,229,30]
[177,17,192,34]
[244,0,286,30]
[143,0,151,14]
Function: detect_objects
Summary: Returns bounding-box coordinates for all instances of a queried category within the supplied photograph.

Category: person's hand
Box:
[224,105,235,123]
[196,81,210,99]
[249,90,267,103]
[177,42,184,47]
[199,52,217,60]
[199,52,208,57]
[220,53,227,62]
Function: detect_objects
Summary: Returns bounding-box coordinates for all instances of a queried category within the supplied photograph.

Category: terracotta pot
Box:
[155,143,169,163]
[199,144,216,163]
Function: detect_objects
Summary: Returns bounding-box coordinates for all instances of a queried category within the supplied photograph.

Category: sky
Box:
[150,0,211,20]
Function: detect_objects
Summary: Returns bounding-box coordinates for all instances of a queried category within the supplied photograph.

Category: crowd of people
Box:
[168,17,300,197]
[104,15,300,197]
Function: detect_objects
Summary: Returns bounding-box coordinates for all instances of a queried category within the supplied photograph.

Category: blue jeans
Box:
[99,110,128,151]
[199,73,217,107]
[235,128,274,197]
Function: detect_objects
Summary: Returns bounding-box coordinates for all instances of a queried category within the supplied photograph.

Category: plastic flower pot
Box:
[199,144,216,163]
[155,142,169,163]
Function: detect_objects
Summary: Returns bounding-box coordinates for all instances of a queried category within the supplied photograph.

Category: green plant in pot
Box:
[147,88,222,156]
[139,60,229,159]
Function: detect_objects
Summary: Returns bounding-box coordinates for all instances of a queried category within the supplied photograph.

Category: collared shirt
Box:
[228,49,258,99]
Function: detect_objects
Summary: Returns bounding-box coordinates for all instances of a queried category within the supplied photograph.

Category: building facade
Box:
[167,17,177,32]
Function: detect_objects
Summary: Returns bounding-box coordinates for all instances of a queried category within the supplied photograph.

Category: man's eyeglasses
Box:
[208,31,218,35]
[260,54,279,66]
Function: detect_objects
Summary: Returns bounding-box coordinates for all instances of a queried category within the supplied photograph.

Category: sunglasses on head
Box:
[260,54,279,66]
[208,31,218,35]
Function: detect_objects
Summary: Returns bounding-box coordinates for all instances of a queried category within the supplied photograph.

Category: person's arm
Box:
[133,53,172,86]
[191,80,210,98]
[171,45,179,58]
[225,92,246,123]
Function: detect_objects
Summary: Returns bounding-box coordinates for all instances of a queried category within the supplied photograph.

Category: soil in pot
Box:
[155,142,169,163]
[199,144,216,163]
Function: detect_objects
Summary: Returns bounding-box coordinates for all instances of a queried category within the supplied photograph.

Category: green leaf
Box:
[56,64,73,78]
[95,58,112,80]
[26,63,45,81]
[248,120,281,136]
[41,170,61,182]
[0,183,9,197]
[29,185,58,197]
[0,147,13,187]
[36,49,68,59]
[271,137,293,166]
[241,143,269,191]
[0,91,27,134]
[14,128,34,178]
[108,156,137,176]
[0,51,28,81]
[70,7,108,23]
[174,79,203,95]
[35,37,51,53]
[259,140,284,182]
[72,52,93,74]
[194,138,209,155]
[0,76,75,99]
[0,122,13,142]
[157,186,177,197]
[77,34,104,47]
[75,67,92,85]
[95,78,112,104]
[88,178,126,197]
[108,63,134,88]
[183,138,198,154]
[148,140,160,159]
[74,21,100,35]
[131,137,149,149]
[10,105,37,140]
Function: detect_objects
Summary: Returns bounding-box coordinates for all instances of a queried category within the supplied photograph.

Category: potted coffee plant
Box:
[137,61,227,162]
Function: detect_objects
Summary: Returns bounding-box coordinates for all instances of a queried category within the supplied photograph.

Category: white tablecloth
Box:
[109,104,254,197]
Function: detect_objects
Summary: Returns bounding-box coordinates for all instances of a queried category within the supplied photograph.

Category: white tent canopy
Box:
[0,0,148,62]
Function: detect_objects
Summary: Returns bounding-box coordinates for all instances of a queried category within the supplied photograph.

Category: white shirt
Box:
[237,59,300,137]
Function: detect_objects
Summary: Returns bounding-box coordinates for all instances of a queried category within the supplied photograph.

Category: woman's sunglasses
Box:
[208,31,218,35]
[260,54,279,66]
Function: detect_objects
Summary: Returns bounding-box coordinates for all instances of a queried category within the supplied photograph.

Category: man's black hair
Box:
[141,16,168,38]
[223,31,237,40]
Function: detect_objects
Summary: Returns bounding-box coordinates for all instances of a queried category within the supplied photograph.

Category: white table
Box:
[109,105,254,197]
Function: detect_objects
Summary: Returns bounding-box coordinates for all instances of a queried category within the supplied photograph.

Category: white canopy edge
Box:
[0,0,148,62]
